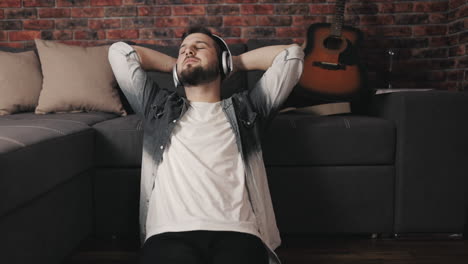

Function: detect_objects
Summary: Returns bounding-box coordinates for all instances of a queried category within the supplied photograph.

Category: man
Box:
[108,26,304,264]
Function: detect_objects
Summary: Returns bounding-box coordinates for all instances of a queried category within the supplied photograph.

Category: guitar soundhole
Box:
[323,37,343,50]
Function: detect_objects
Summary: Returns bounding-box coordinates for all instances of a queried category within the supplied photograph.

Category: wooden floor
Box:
[62,234,468,264]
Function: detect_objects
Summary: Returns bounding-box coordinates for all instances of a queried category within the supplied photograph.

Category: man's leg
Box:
[211,231,269,264]
[139,232,208,264]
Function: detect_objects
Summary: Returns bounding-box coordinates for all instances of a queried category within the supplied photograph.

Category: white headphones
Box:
[173,34,233,87]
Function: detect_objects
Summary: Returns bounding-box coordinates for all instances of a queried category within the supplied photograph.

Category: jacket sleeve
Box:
[247,45,304,124]
[108,41,160,119]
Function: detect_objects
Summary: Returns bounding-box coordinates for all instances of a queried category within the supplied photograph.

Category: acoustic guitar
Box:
[282,0,372,114]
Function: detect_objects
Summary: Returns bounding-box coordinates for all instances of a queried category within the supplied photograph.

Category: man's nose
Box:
[185,48,194,56]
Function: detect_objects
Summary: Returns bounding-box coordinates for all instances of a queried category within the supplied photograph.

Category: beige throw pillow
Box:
[34,39,127,116]
[0,50,43,115]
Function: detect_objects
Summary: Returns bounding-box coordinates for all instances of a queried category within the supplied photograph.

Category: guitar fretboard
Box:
[331,0,346,37]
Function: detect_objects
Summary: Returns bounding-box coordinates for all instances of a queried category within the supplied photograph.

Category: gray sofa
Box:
[1,41,468,264]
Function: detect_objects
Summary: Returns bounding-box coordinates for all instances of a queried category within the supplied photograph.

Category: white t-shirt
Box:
[146,100,260,239]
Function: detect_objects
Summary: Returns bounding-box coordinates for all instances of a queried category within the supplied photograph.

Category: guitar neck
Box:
[330,0,346,37]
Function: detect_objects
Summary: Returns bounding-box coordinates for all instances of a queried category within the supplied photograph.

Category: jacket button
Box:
[247,121,251,125]
[173,119,177,123]
[160,145,164,149]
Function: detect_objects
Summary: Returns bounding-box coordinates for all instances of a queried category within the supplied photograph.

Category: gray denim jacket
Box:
[108,41,304,264]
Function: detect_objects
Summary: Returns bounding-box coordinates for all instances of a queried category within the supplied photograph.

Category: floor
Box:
[62,234,468,264]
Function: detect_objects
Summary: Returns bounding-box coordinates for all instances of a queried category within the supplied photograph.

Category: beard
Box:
[179,62,220,86]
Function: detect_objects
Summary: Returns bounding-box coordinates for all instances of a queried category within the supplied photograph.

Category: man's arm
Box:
[232,44,304,125]
[131,45,176,72]
[232,44,299,72]
[108,42,175,119]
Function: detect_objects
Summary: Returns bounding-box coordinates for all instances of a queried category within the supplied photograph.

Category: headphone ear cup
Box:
[221,51,229,76]
[173,64,180,87]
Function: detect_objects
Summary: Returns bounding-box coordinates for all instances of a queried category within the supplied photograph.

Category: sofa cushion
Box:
[0,111,120,126]
[262,113,395,166]
[0,119,95,217]
[0,50,43,115]
[92,114,143,167]
[33,39,127,116]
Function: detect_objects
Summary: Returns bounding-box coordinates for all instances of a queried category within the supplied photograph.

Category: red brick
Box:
[0,43,25,48]
[412,48,448,59]
[414,25,448,36]
[240,5,274,15]
[39,8,71,18]
[154,17,189,27]
[242,27,275,38]
[40,30,73,40]
[0,31,6,41]
[225,0,256,3]
[174,28,186,38]
[90,0,122,6]
[429,13,448,24]
[0,21,22,30]
[173,6,205,16]
[208,27,241,38]
[292,15,326,25]
[449,45,465,57]
[414,1,449,12]
[71,8,105,18]
[292,0,331,3]
[379,3,413,13]
[123,0,151,4]
[224,16,257,26]
[207,5,239,15]
[156,0,190,4]
[139,28,175,39]
[5,9,37,19]
[23,0,55,7]
[460,31,468,43]
[56,19,88,30]
[0,0,21,8]
[74,30,106,40]
[450,0,466,9]
[360,15,395,25]
[457,5,468,19]
[0,10,4,19]
[378,26,412,37]
[138,6,171,16]
[9,31,41,41]
[257,16,292,26]
[430,36,449,47]
[89,19,121,29]
[57,0,89,6]
[122,17,155,28]
[191,0,219,4]
[189,16,222,27]
[106,29,138,39]
[24,19,55,30]
[346,3,379,15]
[309,4,335,14]
[277,27,305,38]
[261,0,291,2]
[276,5,309,15]
[225,38,247,44]
[105,6,137,16]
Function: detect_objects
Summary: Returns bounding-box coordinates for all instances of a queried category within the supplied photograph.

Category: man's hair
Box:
[181,26,222,58]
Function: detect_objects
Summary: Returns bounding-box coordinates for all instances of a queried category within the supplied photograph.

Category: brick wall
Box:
[0,0,467,90]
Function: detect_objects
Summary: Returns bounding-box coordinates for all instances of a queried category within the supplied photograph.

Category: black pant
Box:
[139,230,269,264]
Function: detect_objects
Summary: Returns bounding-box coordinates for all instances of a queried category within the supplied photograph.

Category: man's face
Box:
[177,33,220,86]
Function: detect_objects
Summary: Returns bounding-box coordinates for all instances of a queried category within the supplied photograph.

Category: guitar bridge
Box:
[313,61,346,70]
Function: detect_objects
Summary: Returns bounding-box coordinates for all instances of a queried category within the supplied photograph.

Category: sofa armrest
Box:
[369,90,468,234]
